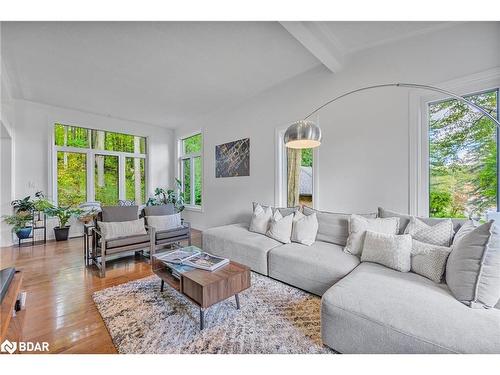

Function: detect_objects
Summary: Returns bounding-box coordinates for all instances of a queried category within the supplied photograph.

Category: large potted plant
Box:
[2,212,33,239]
[45,206,82,241]
[146,179,185,212]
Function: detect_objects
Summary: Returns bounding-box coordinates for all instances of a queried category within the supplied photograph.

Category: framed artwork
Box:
[215,138,250,178]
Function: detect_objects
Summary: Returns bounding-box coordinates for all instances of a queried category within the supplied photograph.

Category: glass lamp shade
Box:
[284,120,322,149]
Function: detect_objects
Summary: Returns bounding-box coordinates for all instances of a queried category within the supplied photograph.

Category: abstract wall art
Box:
[215,138,250,178]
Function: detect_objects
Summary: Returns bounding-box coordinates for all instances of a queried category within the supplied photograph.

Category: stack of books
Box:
[155,246,229,279]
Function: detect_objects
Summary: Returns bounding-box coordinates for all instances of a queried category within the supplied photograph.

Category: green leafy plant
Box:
[45,206,83,228]
[11,195,35,213]
[2,212,32,233]
[146,179,185,212]
[33,191,55,212]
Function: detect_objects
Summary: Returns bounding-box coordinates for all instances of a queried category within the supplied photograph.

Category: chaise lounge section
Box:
[202,205,500,354]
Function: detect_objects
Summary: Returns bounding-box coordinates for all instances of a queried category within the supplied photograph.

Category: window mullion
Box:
[87,151,94,202]
[119,155,126,201]
[190,157,195,205]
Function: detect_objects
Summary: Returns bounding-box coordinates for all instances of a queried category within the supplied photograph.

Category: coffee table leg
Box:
[200,308,205,330]
[235,294,240,310]
[160,280,164,292]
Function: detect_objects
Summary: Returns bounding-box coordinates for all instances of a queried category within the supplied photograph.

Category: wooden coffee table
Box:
[152,251,251,330]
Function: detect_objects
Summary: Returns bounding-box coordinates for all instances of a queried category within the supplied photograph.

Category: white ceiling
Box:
[1,21,458,128]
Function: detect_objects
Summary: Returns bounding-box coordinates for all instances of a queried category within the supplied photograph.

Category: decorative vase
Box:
[54,226,70,241]
[16,227,32,239]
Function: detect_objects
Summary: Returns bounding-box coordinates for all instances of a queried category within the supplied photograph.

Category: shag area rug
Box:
[93,272,334,354]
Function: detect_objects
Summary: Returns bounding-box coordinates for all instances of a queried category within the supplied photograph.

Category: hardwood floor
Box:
[0,230,202,354]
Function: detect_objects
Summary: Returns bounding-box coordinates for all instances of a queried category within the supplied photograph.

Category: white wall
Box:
[175,22,500,230]
[2,99,175,244]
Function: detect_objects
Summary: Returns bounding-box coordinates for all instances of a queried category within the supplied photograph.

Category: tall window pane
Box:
[183,158,191,205]
[57,151,87,207]
[287,148,313,207]
[194,156,202,205]
[183,134,202,154]
[429,90,498,219]
[91,130,146,153]
[125,157,145,204]
[95,154,119,205]
[55,124,89,148]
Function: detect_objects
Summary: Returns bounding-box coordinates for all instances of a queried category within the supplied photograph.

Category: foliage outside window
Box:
[54,123,147,207]
[179,133,202,208]
[429,89,499,219]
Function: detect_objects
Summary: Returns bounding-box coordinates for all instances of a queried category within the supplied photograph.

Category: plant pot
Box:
[16,227,32,239]
[54,226,70,241]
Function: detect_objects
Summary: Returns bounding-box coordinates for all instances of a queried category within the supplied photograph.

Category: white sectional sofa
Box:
[202,206,500,354]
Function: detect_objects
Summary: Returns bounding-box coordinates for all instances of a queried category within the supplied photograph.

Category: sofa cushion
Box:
[202,223,281,275]
[321,262,500,353]
[268,241,360,296]
[377,207,466,234]
[106,234,150,249]
[303,206,376,247]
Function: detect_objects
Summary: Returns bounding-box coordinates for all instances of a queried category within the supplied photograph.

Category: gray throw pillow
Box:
[405,217,454,247]
[361,231,412,272]
[411,240,451,283]
[446,221,500,309]
[303,206,376,246]
[252,202,300,217]
[378,207,467,234]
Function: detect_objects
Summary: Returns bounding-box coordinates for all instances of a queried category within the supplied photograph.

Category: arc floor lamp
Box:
[284,83,500,149]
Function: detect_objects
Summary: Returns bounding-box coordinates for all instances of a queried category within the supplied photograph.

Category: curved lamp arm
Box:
[303,83,500,128]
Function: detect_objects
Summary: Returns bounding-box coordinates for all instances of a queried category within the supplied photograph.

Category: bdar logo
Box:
[1,339,17,354]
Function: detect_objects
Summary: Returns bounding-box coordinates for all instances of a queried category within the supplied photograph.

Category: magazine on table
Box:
[156,246,229,272]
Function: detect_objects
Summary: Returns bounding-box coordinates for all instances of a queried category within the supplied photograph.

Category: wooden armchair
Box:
[91,205,154,278]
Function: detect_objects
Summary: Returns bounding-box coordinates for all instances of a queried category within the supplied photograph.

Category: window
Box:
[179,133,202,208]
[286,148,313,207]
[53,123,147,207]
[428,89,499,219]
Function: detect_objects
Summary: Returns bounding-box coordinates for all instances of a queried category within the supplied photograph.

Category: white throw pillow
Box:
[266,210,293,244]
[146,213,182,231]
[411,240,451,283]
[249,204,272,234]
[361,230,412,272]
[291,211,319,246]
[405,217,454,246]
[344,215,400,256]
[97,218,147,240]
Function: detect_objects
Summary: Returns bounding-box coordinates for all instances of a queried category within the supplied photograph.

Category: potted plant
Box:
[147,179,185,212]
[2,212,33,239]
[45,206,82,241]
[11,195,35,214]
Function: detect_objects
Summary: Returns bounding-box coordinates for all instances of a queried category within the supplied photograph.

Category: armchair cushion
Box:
[143,204,175,216]
[156,225,190,241]
[97,218,146,240]
[106,234,151,249]
[101,205,139,222]
[147,213,181,231]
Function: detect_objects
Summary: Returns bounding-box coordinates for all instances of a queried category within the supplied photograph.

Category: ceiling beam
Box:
[280,21,344,73]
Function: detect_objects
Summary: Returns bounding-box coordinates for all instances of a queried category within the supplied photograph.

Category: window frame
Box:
[409,70,500,217]
[275,125,320,209]
[50,122,148,207]
[177,131,203,212]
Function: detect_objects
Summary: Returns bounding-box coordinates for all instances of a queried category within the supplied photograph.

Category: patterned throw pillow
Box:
[118,200,136,206]
[344,215,400,256]
[411,240,451,283]
[361,231,412,272]
[405,217,454,246]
